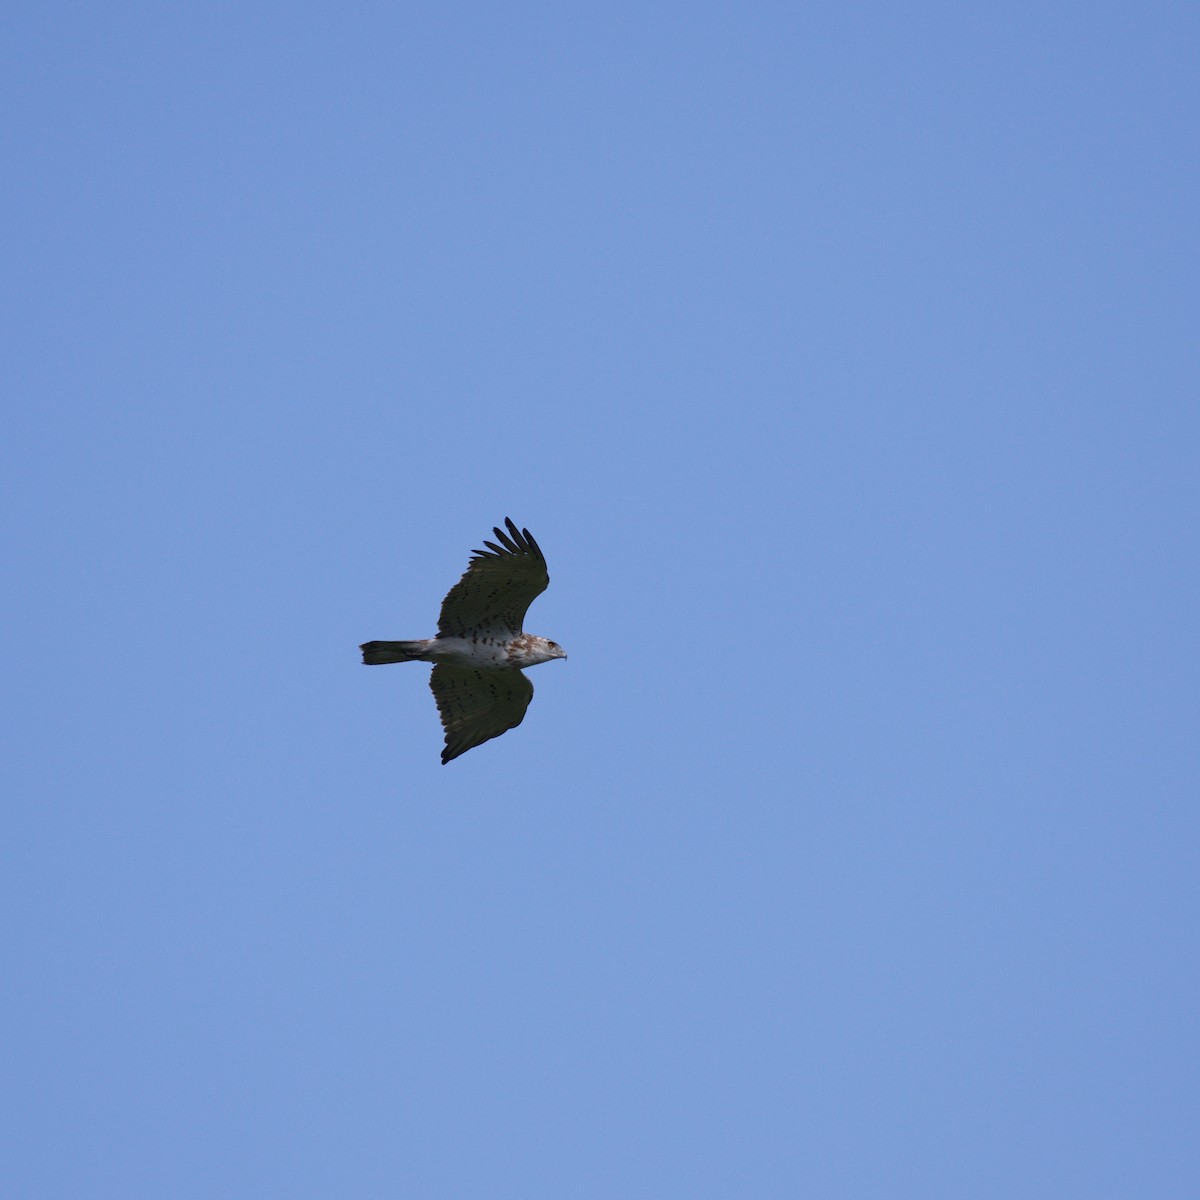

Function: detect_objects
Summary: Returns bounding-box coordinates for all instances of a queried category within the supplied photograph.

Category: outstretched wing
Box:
[437,518,549,638]
[429,664,534,764]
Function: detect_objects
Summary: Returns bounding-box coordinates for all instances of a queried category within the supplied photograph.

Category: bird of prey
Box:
[361,518,566,764]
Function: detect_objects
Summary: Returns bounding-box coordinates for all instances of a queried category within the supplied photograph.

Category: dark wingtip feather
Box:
[469,518,543,563]
[500,517,543,560]
[521,526,542,558]
[493,523,520,553]
[504,517,526,549]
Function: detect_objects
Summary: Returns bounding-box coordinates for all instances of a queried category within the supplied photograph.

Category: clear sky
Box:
[5,3,1198,1197]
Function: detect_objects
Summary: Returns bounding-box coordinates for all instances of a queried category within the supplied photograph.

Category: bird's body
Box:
[361,519,566,764]
[362,633,562,671]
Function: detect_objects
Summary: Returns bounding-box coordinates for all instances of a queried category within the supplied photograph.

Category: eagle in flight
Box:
[361,518,566,763]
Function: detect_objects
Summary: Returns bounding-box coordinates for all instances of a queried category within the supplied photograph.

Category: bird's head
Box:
[515,635,567,667]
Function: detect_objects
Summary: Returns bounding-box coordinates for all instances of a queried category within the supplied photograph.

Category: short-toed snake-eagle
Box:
[361,518,566,763]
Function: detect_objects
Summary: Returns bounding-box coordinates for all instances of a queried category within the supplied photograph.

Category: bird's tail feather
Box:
[361,639,434,665]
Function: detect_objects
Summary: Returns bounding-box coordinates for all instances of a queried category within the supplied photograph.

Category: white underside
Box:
[425,637,513,669]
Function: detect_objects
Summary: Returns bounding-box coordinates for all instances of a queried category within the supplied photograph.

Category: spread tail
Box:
[360,639,434,665]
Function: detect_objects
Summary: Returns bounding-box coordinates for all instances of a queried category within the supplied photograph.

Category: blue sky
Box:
[4,3,1198,1196]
